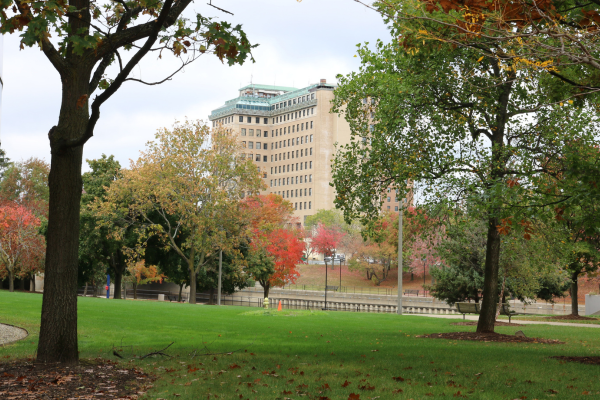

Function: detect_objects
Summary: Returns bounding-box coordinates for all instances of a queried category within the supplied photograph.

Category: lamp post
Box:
[339,257,342,289]
[397,201,403,315]
[324,257,328,310]
[217,249,222,306]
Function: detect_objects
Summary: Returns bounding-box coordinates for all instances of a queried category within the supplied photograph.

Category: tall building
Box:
[209,79,353,225]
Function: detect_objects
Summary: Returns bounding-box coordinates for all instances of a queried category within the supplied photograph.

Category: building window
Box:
[310,148,313,155]
[256,142,261,150]
[387,206,391,210]
[303,109,306,117]
[247,117,251,123]
[395,206,398,211]
[239,116,243,122]
[284,127,286,134]
[292,125,295,133]
[242,141,246,148]
[310,121,313,129]
[288,139,291,147]
[395,197,398,202]
[264,118,268,124]
[257,129,261,137]
[256,117,260,123]
[249,153,253,160]
[309,188,312,196]
[241,129,246,136]
[309,174,312,182]
[300,162,303,170]
[256,154,261,162]
[288,100,291,106]
[295,189,298,197]
[295,203,297,210]
[271,167,273,174]
[249,129,254,137]
[301,149,303,157]
[311,93,315,100]
[310,134,313,142]
[271,130,274,137]
[263,156,267,162]
[387,197,391,202]
[248,142,254,149]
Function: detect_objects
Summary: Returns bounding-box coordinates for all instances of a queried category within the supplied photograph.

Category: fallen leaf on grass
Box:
[392,376,404,382]
[342,380,351,387]
[348,393,361,400]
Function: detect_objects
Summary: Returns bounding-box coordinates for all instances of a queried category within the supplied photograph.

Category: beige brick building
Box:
[209,80,355,225]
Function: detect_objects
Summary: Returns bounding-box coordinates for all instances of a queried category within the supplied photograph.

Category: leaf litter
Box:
[0,358,153,399]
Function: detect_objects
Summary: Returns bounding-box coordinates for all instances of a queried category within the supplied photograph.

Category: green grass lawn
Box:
[1,290,599,399]
[498,314,600,325]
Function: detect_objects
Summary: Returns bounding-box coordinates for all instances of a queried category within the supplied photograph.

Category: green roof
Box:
[239,84,298,92]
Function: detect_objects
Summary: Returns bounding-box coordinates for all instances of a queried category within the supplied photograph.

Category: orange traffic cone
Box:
[278,300,282,311]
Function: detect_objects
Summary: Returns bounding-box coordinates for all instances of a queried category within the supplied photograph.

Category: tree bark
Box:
[189,266,197,304]
[476,217,501,333]
[37,65,89,364]
[263,282,270,298]
[31,275,36,292]
[8,270,14,292]
[113,269,123,300]
[178,283,183,302]
[83,283,88,296]
[571,273,579,316]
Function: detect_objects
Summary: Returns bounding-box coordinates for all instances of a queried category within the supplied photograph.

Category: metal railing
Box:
[263,284,431,297]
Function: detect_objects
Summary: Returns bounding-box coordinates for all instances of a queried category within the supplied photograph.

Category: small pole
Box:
[218,249,222,306]
[106,275,111,299]
[397,203,403,315]
[339,259,342,289]
[325,258,328,310]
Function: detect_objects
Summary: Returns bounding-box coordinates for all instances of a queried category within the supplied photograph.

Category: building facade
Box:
[209,80,354,224]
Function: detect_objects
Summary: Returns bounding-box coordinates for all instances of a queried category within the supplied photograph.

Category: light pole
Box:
[324,257,328,310]
[397,202,403,315]
[217,249,222,305]
[339,258,342,289]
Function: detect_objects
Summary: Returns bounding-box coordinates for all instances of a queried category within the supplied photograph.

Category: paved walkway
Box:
[0,323,28,345]
[411,313,600,328]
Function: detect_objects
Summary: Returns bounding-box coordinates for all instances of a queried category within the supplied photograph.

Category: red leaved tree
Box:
[312,223,346,259]
[242,194,304,297]
[0,203,46,291]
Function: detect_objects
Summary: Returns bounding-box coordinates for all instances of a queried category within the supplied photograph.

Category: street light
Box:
[324,256,329,310]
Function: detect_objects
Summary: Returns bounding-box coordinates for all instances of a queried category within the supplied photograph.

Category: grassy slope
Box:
[1,290,599,399]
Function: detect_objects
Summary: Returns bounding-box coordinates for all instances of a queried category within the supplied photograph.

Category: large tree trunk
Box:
[476,217,501,333]
[31,275,36,292]
[178,283,183,302]
[570,273,579,317]
[8,269,14,292]
[113,270,123,300]
[83,283,88,297]
[189,266,197,304]
[37,67,89,364]
[262,282,270,298]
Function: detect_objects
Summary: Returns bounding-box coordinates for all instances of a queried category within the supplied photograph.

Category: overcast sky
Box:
[0,0,389,171]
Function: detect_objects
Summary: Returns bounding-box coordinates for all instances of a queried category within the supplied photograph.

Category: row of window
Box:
[214,106,316,128]
[272,148,312,162]
[214,116,234,126]
[241,153,267,162]
[385,197,399,203]
[273,93,315,111]
[386,206,400,211]
[240,122,313,138]
[295,201,311,211]
[273,134,313,148]
[271,162,312,174]
[274,108,314,123]
[271,175,313,187]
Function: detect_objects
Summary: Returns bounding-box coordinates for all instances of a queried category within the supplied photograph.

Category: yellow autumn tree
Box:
[98,120,265,303]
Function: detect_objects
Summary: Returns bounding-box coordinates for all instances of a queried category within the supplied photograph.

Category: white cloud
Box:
[0,0,389,171]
